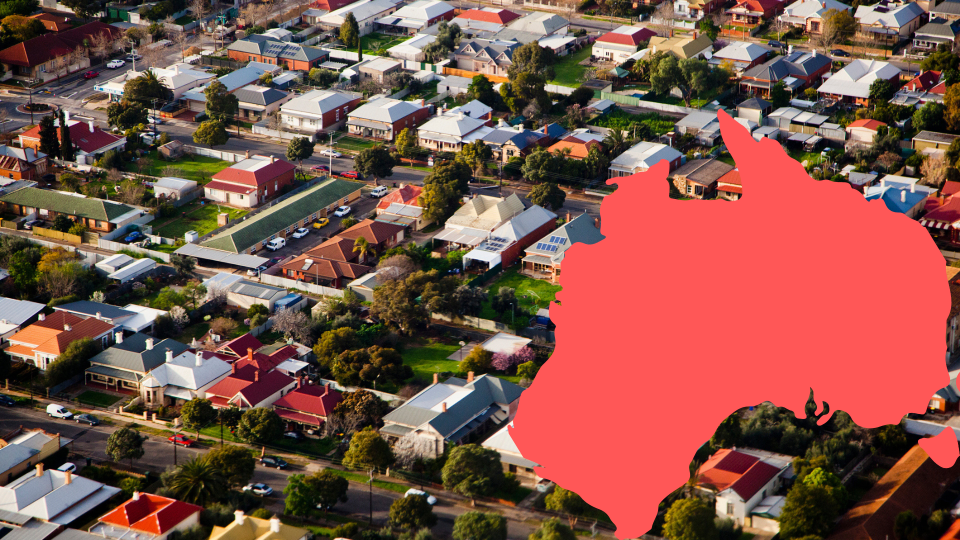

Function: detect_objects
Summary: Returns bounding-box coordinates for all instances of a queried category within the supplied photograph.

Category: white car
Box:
[243,483,273,496]
[405,489,437,505]
[147,116,163,125]
[291,228,309,239]
[334,206,351,217]
[320,149,342,158]
[106,59,125,69]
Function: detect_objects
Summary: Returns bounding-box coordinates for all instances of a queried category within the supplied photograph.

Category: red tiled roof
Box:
[697,449,781,500]
[847,119,886,131]
[923,195,960,224]
[456,8,521,24]
[275,409,324,427]
[305,236,360,262]
[338,219,405,245]
[904,70,941,92]
[731,0,780,14]
[547,136,603,159]
[9,313,115,356]
[236,369,294,407]
[377,184,423,210]
[281,254,372,281]
[272,383,343,418]
[943,181,960,198]
[212,157,296,188]
[20,120,123,155]
[311,0,357,11]
[728,460,780,501]
[596,27,657,46]
[267,345,300,362]
[217,334,263,358]
[235,351,283,372]
[931,81,947,95]
[204,180,255,195]
[718,184,742,194]
[0,22,121,68]
[30,13,74,33]
[99,494,202,536]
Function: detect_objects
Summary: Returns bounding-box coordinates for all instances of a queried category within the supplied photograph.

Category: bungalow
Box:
[0,146,49,181]
[676,111,722,145]
[210,513,308,540]
[94,63,214,102]
[204,274,288,311]
[0,22,122,83]
[19,115,125,165]
[182,64,280,113]
[6,312,116,371]
[234,85,292,122]
[346,97,432,141]
[608,141,683,178]
[376,184,423,210]
[204,358,297,410]
[648,34,714,59]
[450,8,520,37]
[726,0,783,27]
[434,193,526,249]
[780,0,851,34]
[696,448,791,528]
[278,254,372,289]
[448,100,494,121]
[387,33,438,61]
[85,333,190,394]
[204,155,296,208]
[0,297,46,344]
[53,301,139,328]
[92,493,202,540]
[0,186,140,233]
[674,0,725,19]
[481,422,541,482]
[375,184,432,231]
[891,70,947,107]
[279,219,404,286]
[380,372,523,457]
[854,2,925,46]
[740,50,832,97]
[358,58,403,83]
[226,35,329,71]
[921,192,960,243]
[547,129,605,159]
[0,465,121,525]
[492,12,568,43]
[521,212,603,283]
[592,25,658,63]
[716,168,743,200]
[462,205,558,272]
[375,0,455,34]
[0,428,72,487]
[338,218,406,258]
[482,122,560,163]
[817,59,900,106]
[670,158,735,199]
[279,90,363,136]
[139,350,232,408]
[272,380,343,430]
[846,118,886,146]
[913,18,960,50]
[709,42,768,75]
[317,0,403,36]
[417,109,492,152]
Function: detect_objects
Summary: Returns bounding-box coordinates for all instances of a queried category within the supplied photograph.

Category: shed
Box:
[274,293,305,312]
[480,332,532,355]
[108,257,156,283]
[153,177,197,200]
[227,279,287,311]
[96,253,136,275]
[438,75,473,96]
[272,71,303,89]
[752,126,780,141]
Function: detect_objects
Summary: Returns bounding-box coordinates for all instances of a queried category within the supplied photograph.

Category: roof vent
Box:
[145,338,154,350]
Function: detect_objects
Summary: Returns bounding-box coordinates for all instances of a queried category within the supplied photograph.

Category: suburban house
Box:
[482,123,560,163]
[914,131,960,155]
[29,13,74,32]
[826,445,960,540]
[846,119,886,146]
[854,2,925,45]
[317,0,403,36]
[19,116,125,165]
[95,254,156,285]
[338,219,407,259]
[674,0,724,19]
[922,192,960,243]
[521,212,603,283]
[0,297,45,344]
[182,64,280,113]
[482,422,541,482]
[726,0,783,26]
[6,312,116,371]
[234,86,292,122]
[376,184,423,209]
[346,97,432,141]
[0,22,122,83]
[780,0,851,34]
[139,350,233,408]
[737,97,772,124]
[91,494,202,540]
[417,109,493,152]
[434,194,526,250]
[864,183,928,218]
[670,158,736,199]
[675,111,721,145]
[608,141,683,178]
[358,58,403,83]
[648,34,714,59]
[204,156,296,208]
[716,169,743,201]
[0,465,121,525]
[740,50,832,97]
[494,12,569,43]
[449,100,494,121]
[462,205,558,272]
[374,184,432,231]
[279,90,362,136]
[547,130,605,159]
[913,18,960,50]
[817,59,900,106]
[0,146,49,181]
[226,35,329,70]
[95,64,214,102]
[208,274,290,312]
[386,33,437,61]
[210,513,308,540]
[204,356,297,410]
[892,70,947,106]
[375,0,455,34]
[279,243,372,288]
[592,26,658,63]
[53,301,139,328]
[932,0,960,20]
[272,380,343,430]
[709,42,768,75]
[85,333,190,394]
[0,187,140,234]
[696,448,791,527]
[0,428,72,486]
[380,373,524,457]
[450,8,521,36]
[453,40,519,78]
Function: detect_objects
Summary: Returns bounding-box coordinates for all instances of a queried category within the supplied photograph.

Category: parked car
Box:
[313,217,330,229]
[405,489,437,505]
[768,40,784,49]
[127,54,143,61]
[82,71,99,79]
[311,165,330,172]
[168,434,195,447]
[334,206,351,217]
[57,463,77,473]
[47,404,73,419]
[260,456,288,469]
[291,227,310,239]
[243,483,274,496]
[340,171,362,180]
[247,264,269,277]
[125,231,145,243]
[106,59,125,69]
[283,431,305,442]
[269,256,284,266]
[369,186,388,198]
[266,238,286,251]
[320,149,342,158]
[23,220,43,230]
[147,116,163,125]
[831,49,850,57]
[75,413,100,425]
[0,394,15,407]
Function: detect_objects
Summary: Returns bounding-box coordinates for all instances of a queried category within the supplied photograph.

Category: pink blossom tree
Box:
[492,352,514,372]
[513,346,535,366]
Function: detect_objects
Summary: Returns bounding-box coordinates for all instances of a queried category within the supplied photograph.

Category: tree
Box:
[442,444,504,502]
[710,413,742,449]
[469,74,497,105]
[108,100,149,130]
[205,444,256,488]
[529,518,576,540]
[460,345,493,374]
[545,487,587,523]
[9,251,38,295]
[508,41,556,80]
[454,512,507,540]
[1,16,45,42]
[340,12,359,48]
[355,145,395,186]
[193,120,228,148]
[236,407,284,444]
[390,496,438,530]
[802,467,847,507]
[458,139,493,176]
[58,110,74,162]
[248,303,269,328]
[205,81,239,124]
[311,469,350,513]
[284,474,319,521]
[60,0,97,20]
[106,427,145,467]
[52,214,74,232]
[812,9,857,52]
[699,16,719,40]
[778,484,840,539]
[286,136,314,171]
[342,427,395,470]
[46,337,98,385]
[180,398,216,440]
[396,128,417,160]
[869,79,894,102]
[663,498,718,540]
[945,84,960,132]
[602,128,628,158]
[913,102,945,133]
[894,511,920,540]
[921,154,948,188]
[453,284,486,317]
[164,457,226,506]
[491,287,517,317]
[770,81,791,109]
[38,115,60,159]
[517,361,539,381]
[171,254,196,277]
[419,160,472,222]
[314,327,360,367]
[126,69,172,103]
[874,424,911,457]
[529,182,566,210]
[921,48,960,72]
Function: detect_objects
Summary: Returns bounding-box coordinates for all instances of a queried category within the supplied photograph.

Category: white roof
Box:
[610,141,683,171]
[783,0,850,19]
[108,258,156,283]
[448,99,493,119]
[0,297,45,326]
[0,470,121,525]
[349,97,424,122]
[141,350,231,391]
[320,0,402,24]
[491,205,558,242]
[482,422,539,464]
[153,177,197,191]
[538,34,576,50]
[735,117,758,131]
[440,75,473,89]
[203,272,245,290]
[818,59,900,98]
[712,41,767,62]
[855,1,924,27]
[387,33,436,53]
[481,332,532,355]
[275,358,310,374]
[389,0,453,20]
[282,89,358,116]
[263,27,292,40]
[120,304,169,332]
[419,111,488,137]
[96,253,135,273]
[506,11,568,35]
[446,193,526,231]
[363,57,403,72]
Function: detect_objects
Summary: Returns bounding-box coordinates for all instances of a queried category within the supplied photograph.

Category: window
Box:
[726,503,734,515]
[336,109,339,121]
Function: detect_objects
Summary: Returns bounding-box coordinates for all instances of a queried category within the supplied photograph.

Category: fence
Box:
[430,312,512,333]
[426,91,449,105]
[171,186,204,207]
[184,145,248,163]
[600,91,701,115]
[1,220,17,230]
[48,374,84,397]
[325,49,361,62]
[544,84,575,96]
[260,273,345,297]
[467,263,503,286]
[388,88,412,100]
[251,123,318,142]
[442,67,509,84]
[200,56,246,70]
[248,318,274,337]
[32,226,82,244]
[312,377,402,404]
[97,239,173,262]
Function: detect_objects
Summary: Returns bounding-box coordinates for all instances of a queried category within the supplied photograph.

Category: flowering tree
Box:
[513,346,535,365]
[492,353,515,372]
[170,306,189,331]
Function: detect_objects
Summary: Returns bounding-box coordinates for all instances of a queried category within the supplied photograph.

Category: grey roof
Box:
[54,301,135,322]
[481,128,546,149]
[229,280,285,299]
[933,0,960,15]
[524,212,603,263]
[916,19,960,38]
[51,529,102,540]
[915,131,960,144]
[229,36,328,62]
[0,510,31,525]
[382,374,523,439]
[738,97,771,110]
[0,298,44,326]
[87,333,190,376]
[4,519,61,540]
[743,51,830,81]
[85,364,140,382]
[283,89,359,116]
[0,445,37,476]
[348,98,425,123]
[671,158,734,186]
[455,39,517,64]
[489,29,543,44]
[233,86,289,106]
[505,11,568,35]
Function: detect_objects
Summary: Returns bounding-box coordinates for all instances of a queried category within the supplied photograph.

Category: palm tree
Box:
[353,237,374,265]
[165,457,227,506]
[553,146,572,159]
[603,129,628,157]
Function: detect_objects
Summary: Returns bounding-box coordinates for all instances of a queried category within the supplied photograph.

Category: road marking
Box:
[66,92,78,99]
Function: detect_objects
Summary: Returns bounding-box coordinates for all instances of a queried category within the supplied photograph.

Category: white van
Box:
[369,186,388,198]
[47,404,73,419]
[266,238,286,251]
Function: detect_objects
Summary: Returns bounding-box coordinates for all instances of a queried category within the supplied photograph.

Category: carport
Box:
[174,243,269,270]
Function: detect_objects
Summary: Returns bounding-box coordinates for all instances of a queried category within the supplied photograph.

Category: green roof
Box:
[0,187,136,222]
[201,178,360,253]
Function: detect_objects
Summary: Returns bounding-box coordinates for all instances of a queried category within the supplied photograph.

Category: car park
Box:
[291,228,310,239]
[0,394,15,407]
[106,60,125,69]
[168,434,195,447]
[340,171,362,179]
[82,71,99,79]
[75,414,100,425]
[334,206,351,217]
[243,483,274,496]
[313,218,330,229]
[266,238,286,251]
[260,456,288,469]
[319,149,342,158]
[404,489,437,505]
[47,404,73,419]
[370,186,388,198]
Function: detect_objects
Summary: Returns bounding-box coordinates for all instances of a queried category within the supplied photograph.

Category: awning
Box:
[380,424,414,437]
[175,243,269,269]
[464,248,502,268]
[920,220,956,229]
[347,118,389,130]
[499,452,540,469]
[788,132,813,142]
[375,214,416,226]
[421,134,460,144]
[433,228,486,245]
[86,365,140,382]
[276,408,323,427]
[164,387,195,400]
[522,254,553,265]
[320,61,347,70]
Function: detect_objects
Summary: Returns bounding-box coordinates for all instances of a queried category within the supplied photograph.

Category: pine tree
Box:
[38,115,60,159]
[59,110,75,162]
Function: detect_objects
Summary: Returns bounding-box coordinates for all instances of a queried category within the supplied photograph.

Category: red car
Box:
[82,71,99,79]
[340,171,362,179]
[168,434,195,447]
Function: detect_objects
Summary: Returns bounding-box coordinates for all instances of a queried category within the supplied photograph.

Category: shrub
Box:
[332,523,361,539]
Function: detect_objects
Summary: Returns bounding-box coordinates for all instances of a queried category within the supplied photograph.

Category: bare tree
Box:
[53,55,69,81]
[191,0,210,49]
[921,154,947,188]
[205,281,228,308]
[89,31,111,62]
[650,1,676,37]
[170,28,189,61]
[170,306,189,331]
[324,411,363,439]
[118,178,147,205]
[393,432,436,468]
[270,307,314,344]
[772,15,788,40]
[161,165,185,177]
[376,254,418,281]
[106,168,123,186]
[268,111,284,142]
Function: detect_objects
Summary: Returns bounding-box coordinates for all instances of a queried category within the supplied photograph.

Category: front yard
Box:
[549,47,594,89]
[153,200,249,240]
[76,391,122,407]
[334,135,380,153]
[478,268,562,321]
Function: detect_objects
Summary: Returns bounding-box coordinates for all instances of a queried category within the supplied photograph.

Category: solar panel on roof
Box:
[549,236,566,244]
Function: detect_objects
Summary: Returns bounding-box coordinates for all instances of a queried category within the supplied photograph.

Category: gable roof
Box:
[209,515,307,540]
[524,212,603,264]
[377,184,422,209]
[98,494,202,536]
[818,59,900,98]
[88,333,190,375]
[281,90,360,116]
[446,193,526,231]
[855,1,924,27]
[0,297,45,327]
[847,119,886,131]
[712,41,768,62]
[865,185,927,214]
[596,25,657,46]
[212,156,295,188]
[0,187,135,222]
[348,97,427,123]
[506,11,568,35]
[697,448,782,501]
[227,36,328,62]
[782,0,850,20]
[338,218,405,244]
[0,22,121,68]
[233,85,290,106]
[547,133,605,159]
[304,236,359,262]
[648,34,714,58]
[280,254,372,281]
[54,301,136,322]
[903,70,943,92]
[0,469,122,524]
[272,382,343,417]
[672,158,735,186]
[20,120,124,155]
[8,314,116,356]
[29,13,74,32]
[456,8,521,24]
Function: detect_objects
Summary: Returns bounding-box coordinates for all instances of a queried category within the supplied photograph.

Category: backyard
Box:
[478,268,562,321]
[126,151,235,184]
[591,108,677,136]
[401,339,522,384]
[347,33,411,53]
[153,199,249,239]
[549,47,594,88]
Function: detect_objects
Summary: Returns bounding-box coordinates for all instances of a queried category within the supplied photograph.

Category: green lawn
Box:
[716,153,736,166]
[174,15,195,24]
[402,340,463,381]
[176,322,210,344]
[76,391,121,407]
[153,200,248,240]
[549,47,593,88]
[788,149,828,168]
[129,151,235,184]
[347,33,411,53]
[479,268,562,321]
[642,87,719,109]
[335,135,379,152]
[324,468,410,494]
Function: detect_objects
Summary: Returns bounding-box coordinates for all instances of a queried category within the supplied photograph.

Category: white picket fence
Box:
[261,273,345,297]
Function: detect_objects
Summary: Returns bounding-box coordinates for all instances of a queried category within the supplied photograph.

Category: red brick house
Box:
[279,90,362,134]
[279,255,372,288]
[205,360,297,410]
[346,98,433,141]
[0,22,122,82]
[19,117,125,163]
[226,36,329,71]
[455,8,521,24]
[337,219,406,261]
[204,155,296,208]
[272,380,343,429]
[727,0,784,26]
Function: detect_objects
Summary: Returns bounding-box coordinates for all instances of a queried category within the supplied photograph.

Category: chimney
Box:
[116,332,123,344]
[39,313,45,321]
[35,463,43,477]
[88,121,95,134]
[191,338,198,348]
[442,402,447,412]
[297,376,302,388]
[693,31,697,38]
[901,190,907,203]
[255,370,260,382]
[96,312,102,320]
[165,350,174,363]
[467,371,474,382]
[245,149,251,159]
[566,211,571,222]
[64,324,71,331]
[594,217,600,229]
[271,155,276,163]
[145,338,154,350]
[543,125,548,134]
[232,361,237,374]
[812,48,817,57]
[247,348,253,362]
[881,179,886,188]
[234,511,245,526]
[269,517,281,533]
[911,182,916,193]
[132,491,140,501]
[65,470,72,485]
[433,373,438,384]
[196,352,203,367]
[322,384,329,396]
[458,110,464,120]
[420,99,425,106]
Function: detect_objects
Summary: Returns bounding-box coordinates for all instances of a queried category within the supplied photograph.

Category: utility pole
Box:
[498,161,503,196]
[173,432,178,465]
[219,413,224,447]
[28,86,34,125]
[152,98,158,138]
